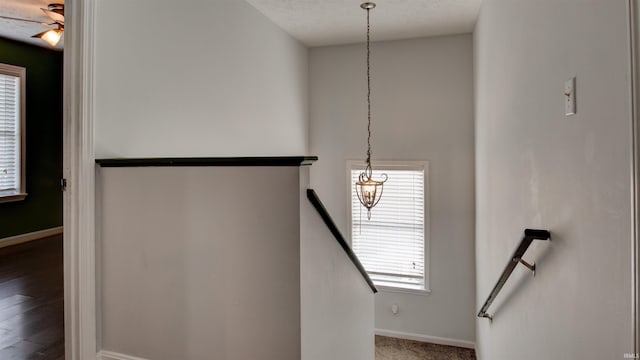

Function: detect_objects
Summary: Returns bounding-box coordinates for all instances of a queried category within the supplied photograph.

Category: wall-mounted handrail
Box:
[478,229,551,321]
[306,189,378,293]
[96,156,318,167]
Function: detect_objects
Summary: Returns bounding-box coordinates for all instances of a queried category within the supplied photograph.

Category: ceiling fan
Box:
[0,3,64,47]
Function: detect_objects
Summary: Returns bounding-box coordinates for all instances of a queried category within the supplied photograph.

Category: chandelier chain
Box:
[356,2,386,219]
[366,7,372,166]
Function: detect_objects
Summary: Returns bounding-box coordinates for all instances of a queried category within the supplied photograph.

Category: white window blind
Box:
[351,164,426,291]
[0,72,20,194]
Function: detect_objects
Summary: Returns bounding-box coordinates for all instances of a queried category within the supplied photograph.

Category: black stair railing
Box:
[306,189,377,293]
[478,229,551,321]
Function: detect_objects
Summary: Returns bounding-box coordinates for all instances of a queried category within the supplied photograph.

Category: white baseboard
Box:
[375,328,475,349]
[0,226,63,249]
[98,350,149,360]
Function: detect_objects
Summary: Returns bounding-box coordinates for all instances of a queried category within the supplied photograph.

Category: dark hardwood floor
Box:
[0,235,64,360]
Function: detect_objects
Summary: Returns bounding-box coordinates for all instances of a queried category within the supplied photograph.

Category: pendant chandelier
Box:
[355,1,387,220]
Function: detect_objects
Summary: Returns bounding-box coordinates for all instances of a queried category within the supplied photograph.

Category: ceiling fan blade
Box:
[0,15,49,25]
[41,8,64,24]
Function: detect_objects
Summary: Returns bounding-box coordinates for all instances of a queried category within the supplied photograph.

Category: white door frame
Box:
[629,0,640,354]
[63,0,97,359]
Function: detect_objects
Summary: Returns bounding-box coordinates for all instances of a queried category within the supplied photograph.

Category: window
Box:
[349,161,428,293]
[0,64,26,203]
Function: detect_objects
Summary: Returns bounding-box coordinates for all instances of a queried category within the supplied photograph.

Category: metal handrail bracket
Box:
[477,229,551,321]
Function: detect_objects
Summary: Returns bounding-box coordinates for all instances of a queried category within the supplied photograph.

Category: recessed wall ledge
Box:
[95,156,318,167]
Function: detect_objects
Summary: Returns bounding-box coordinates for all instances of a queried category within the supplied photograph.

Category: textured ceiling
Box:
[0,0,64,50]
[245,0,482,47]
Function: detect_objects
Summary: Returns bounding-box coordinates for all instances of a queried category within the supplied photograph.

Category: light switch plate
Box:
[565,77,576,116]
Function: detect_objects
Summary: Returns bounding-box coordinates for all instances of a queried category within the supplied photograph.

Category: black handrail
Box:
[306,189,378,293]
[478,229,551,320]
[96,156,318,167]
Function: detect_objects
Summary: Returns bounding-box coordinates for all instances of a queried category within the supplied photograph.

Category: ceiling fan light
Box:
[33,29,62,46]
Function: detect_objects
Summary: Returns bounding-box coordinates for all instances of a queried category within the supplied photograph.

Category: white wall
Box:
[94,0,308,158]
[474,1,632,359]
[309,35,476,344]
[98,166,301,360]
[300,168,375,360]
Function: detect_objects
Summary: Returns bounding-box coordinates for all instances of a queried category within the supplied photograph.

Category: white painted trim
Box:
[375,328,475,349]
[98,351,149,360]
[63,0,97,359]
[377,285,431,296]
[629,0,640,354]
[0,63,26,201]
[0,227,63,248]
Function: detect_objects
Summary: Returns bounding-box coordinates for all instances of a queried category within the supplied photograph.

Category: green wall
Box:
[0,37,63,238]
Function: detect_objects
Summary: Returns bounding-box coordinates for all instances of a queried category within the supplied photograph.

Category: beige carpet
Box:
[375,336,476,360]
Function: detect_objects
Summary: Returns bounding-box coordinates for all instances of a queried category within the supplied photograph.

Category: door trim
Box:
[63,0,97,358]
[628,0,639,354]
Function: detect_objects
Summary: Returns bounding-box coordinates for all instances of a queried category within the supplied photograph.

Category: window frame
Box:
[0,63,27,203]
[347,160,431,295]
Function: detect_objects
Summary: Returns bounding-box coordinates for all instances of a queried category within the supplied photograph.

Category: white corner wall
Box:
[93,0,308,158]
[474,1,633,359]
[300,169,375,360]
[98,166,301,360]
[309,35,476,344]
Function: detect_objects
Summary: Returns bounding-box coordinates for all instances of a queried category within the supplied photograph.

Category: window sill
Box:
[0,193,28,203]
[377,285,431,296]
